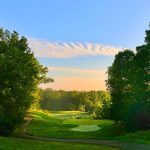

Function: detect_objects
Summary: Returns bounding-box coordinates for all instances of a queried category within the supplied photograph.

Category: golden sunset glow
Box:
[40,67,107,91]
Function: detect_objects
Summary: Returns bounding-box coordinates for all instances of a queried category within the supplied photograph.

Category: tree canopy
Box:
[39,89,111,119]
[0,29,48,135]
[106,25,150,131]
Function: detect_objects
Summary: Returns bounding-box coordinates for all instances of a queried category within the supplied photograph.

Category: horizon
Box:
[1,0,150,91]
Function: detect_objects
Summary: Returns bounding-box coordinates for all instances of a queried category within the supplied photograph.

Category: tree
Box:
[0,28,48,135]
[126,25,150,130]
[106,24,150,131]
[97,91,111,119]
[106,50,135,122]
[39,89,111,117]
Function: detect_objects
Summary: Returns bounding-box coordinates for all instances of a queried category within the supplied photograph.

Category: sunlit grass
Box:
[50,110,90,120]
[27,110,115,139]
[64,118,113,125]
[27,110,150,144]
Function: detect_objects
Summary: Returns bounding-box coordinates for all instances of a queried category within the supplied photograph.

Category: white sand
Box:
[71,125,100,132]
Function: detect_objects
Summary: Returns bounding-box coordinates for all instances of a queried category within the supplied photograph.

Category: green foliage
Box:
[41,77,54,84]
[39,89,111,119]
[106,50,135,122]
[0,28,48,136]
[106,24,150,131]
[115,130,150,144]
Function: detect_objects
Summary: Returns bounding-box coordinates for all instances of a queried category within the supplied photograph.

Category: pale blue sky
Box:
[1,0,150,90]
[0,0,150,47]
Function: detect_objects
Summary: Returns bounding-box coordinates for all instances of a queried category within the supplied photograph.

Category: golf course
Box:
[1,110,150,150]
[1,1,150,150]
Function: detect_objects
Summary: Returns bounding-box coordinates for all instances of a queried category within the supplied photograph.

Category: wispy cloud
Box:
[48,66,105,75]
[29,38,125,58]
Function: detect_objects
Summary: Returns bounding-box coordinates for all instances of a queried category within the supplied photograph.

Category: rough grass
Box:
[0,136,121,150]
[115,130,150,144]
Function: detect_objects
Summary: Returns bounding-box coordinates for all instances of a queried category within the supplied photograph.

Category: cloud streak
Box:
[48,66,105,75]
[29,38,125,58]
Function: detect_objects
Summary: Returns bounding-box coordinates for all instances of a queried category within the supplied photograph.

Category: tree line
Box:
[34,88,111,119]
[106,25,150,131]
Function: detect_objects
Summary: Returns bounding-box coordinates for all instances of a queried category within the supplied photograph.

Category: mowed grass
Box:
[27,110,150,145]
[0,136,121,150]
[27,110,115,139]
[50,111,89,120]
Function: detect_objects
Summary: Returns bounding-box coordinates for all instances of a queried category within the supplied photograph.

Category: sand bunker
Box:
[71,125,100,132]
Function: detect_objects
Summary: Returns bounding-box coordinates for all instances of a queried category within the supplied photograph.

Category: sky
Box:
[1,0,150,91]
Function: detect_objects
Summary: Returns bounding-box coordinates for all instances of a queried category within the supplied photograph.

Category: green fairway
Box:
[50,111,90,120]
[0,136,121,150]
[27,110,150,145]
[27,110,115,139]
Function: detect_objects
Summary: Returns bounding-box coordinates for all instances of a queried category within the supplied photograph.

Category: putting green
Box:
[71,125,100,132]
